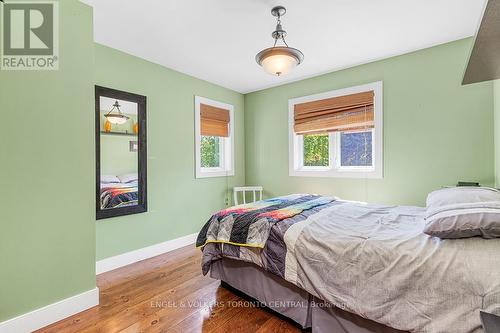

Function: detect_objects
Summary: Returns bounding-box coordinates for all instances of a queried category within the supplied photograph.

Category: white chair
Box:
[233,186,263,205]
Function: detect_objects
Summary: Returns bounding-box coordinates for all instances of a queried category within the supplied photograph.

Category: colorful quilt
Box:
[100,182,138,209]
[196,194,335,248]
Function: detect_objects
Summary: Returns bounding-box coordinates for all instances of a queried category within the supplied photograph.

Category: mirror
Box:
[95,86,147,219]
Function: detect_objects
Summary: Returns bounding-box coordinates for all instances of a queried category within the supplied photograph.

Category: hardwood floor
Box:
[36,245,301,333]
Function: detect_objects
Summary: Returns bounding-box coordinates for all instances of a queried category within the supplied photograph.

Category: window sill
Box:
[196,169,235,179]
[290,168,382,179]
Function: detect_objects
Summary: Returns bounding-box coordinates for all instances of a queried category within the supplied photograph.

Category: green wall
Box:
[99,111,138,176]
[494,80,500,186]
[244,39,494,206]
[0,0,96,322]
[94,44,245,260]
[100,135,138,176]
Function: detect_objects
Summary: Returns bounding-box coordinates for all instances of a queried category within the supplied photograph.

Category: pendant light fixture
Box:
[255,6,304,76]
[104,100,129,125]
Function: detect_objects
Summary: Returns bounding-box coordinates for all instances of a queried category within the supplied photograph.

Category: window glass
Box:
[340,131,372,167]
[200,136,221,168]
[303,134,329,167]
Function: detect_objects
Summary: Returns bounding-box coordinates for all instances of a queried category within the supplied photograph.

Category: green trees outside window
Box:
[200,136,221,168]
[303,134,329,166]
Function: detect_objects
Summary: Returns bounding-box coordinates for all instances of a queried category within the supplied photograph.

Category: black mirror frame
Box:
[95,85,148,220]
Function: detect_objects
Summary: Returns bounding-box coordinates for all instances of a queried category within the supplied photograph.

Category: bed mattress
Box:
[211,258,407,333]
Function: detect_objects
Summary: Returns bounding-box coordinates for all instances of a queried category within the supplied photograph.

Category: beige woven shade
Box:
[294,91,374,134]
[201,103,230,137]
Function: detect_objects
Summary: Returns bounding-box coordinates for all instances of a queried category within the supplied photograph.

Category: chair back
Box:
[233,186,263,205]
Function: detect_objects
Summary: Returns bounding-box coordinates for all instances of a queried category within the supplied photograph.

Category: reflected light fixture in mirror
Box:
[255,6,304,76]
[105,100,130,125]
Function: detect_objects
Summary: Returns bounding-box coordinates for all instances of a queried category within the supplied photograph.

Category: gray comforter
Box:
[200,195,500,332]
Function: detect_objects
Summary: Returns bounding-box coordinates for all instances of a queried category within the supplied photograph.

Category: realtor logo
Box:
[1,1,59,70]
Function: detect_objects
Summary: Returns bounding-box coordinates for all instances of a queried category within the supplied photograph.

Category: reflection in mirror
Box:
[100,97,139,210]
[95,86,147,220]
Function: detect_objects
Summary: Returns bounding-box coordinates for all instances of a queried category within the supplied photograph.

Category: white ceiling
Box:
[82,0,486,94]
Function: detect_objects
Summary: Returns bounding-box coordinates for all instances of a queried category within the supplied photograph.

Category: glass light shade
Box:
[261,54,297,76]
[105,114,129,125]
[256,46,304,76]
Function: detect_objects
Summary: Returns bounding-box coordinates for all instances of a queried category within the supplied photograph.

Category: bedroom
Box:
[0,0,499,332]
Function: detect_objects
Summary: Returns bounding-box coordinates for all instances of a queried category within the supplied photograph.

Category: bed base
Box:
[210,259,407,333]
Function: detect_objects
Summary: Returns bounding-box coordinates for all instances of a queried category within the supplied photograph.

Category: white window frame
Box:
[195,96,234,178]
[288,81,383,179]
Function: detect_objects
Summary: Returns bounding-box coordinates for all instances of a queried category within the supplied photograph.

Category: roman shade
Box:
[294,91,374,135]
[201,103,230,137]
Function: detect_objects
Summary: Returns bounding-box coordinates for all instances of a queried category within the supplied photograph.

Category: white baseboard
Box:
[0,287,99,333]
[96,232,198,275]
[0,234,198,332]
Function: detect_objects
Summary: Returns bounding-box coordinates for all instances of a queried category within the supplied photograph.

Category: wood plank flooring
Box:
[36,245,301,333]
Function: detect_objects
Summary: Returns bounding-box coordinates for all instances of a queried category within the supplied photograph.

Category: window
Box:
[200,136,222,168]
[195,96,234,178]
[289,82,383,178]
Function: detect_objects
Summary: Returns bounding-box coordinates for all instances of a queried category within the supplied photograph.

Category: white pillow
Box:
[101,175,120,183]
[426,186,500,207]
[424,187,500,239]
[118,173,138,183]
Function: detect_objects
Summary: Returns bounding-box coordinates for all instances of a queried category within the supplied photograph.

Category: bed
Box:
[100,181,139,209]
[196,194,500,333]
